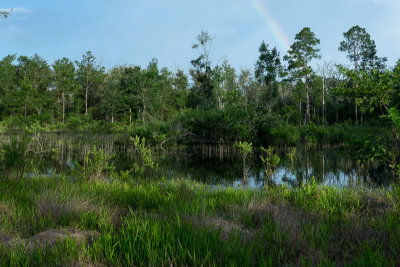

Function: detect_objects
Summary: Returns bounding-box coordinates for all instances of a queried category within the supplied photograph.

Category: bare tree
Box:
[317,61,334,126]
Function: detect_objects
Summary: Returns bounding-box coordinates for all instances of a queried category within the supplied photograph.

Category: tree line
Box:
[0,26,399,145]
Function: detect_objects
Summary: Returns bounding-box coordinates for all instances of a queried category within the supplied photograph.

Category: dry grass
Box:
[0,201,16,223]
[2,228,98,252]
[359,195,393,215]
[245,200,326,265]
[28,228,98,248]
[183,214,252,242]
[35,191,98,220]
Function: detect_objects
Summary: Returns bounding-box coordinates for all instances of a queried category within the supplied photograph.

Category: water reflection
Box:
[0,134,394,188]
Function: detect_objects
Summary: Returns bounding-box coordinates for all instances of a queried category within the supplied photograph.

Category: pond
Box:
[0,133,394,188]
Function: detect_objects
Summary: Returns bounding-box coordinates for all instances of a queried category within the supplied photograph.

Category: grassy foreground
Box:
[0,177,399,266]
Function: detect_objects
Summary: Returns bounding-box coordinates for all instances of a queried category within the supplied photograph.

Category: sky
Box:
[1,0,399,73]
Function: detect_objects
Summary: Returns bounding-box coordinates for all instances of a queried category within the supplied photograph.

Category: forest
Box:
[0,27,398,146]
[1,15,400,266]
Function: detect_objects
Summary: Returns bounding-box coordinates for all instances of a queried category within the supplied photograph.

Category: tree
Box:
[53,58,76,124]
[189,30,217,109]
[317,61,335,125]
[98,66,125,123]
[339,25,386,73]
[338,25,387,124]
[75,51,105,117]
[255,41,282,85]
[0,55,17,119]
[336,63,400,154]
[16,54,53,120]
[0,9,11,19]
[255,42,282,115]
[171,69,188,110]
[284,27,321,124]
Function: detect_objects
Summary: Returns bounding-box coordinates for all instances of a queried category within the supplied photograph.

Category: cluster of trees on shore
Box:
[0,25,399,145]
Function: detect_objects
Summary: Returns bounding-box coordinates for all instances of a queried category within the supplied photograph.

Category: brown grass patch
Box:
[246,200,326,265]
[0,201,16,223]
[183,215,252,242]
[36,192,98,219]
[28,228,98,248]
[359,195,393,215]
[2,228,98,252]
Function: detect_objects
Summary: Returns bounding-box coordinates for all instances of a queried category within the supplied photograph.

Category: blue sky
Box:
[1,0,399,72]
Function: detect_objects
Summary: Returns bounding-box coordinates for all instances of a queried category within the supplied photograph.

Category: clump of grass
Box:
[35,191,97,222]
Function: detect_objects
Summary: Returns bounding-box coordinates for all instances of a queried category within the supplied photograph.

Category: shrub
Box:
[131,135,158,175]
[75,146,115,182]
[260,146,280,181]
[270,123,300,146]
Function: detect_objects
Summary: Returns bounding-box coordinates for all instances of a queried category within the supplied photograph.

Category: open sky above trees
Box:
[1,0,399,71]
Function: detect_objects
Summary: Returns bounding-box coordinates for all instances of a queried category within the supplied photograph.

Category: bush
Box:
[75,146,115,182]
[270,123,300,146]
[65,115,85,131]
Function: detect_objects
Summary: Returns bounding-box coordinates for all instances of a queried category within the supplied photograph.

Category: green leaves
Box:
[260,146,280,179]
[131,135,157,174]
[234,141,252,155]
[76,146,115,182]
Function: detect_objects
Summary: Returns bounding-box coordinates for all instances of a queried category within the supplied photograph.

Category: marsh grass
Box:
[0,176,399,266]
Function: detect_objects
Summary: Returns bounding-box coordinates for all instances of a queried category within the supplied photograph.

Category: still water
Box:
[0,133,394,188]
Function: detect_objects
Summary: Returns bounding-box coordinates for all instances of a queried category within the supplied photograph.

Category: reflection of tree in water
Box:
[0,135,393,188]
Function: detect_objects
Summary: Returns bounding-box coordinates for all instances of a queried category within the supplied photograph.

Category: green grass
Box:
[0,176,399,266]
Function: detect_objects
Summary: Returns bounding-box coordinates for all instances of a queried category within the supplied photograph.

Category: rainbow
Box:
[251,0,291,52]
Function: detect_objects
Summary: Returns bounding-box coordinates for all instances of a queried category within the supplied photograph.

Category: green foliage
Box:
[65,115,84,131]
[260,146,280,180]
[75,146,115,182]
[350,136,388,163]
[234,141,252,155]
[270,123,300,146]
[130,135,157,174]
[301,122,330,144]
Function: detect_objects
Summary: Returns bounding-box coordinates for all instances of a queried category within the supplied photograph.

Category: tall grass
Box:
[0,176,399,266]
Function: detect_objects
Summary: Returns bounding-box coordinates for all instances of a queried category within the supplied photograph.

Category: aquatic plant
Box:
[131,135,157,175]
[260,146,280,181]
[76,146,115,182]
[234,141,252,182]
